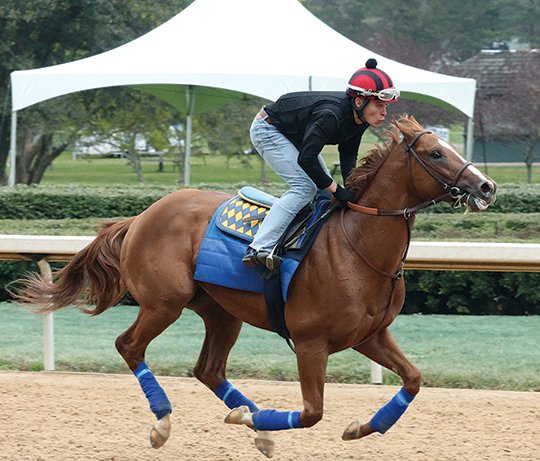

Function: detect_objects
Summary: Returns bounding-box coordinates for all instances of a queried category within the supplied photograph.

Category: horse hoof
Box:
[255,431,275,458]
[342,419,373,441]
[150,413,171,449]
[224,405,254,428]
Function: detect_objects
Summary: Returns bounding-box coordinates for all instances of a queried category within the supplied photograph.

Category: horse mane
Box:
[346,115,424,198]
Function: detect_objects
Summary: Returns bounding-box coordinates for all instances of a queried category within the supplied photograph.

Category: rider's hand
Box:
[332,185,354,208]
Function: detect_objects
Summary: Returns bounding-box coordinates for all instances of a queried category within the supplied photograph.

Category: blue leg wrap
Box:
[215,380,259,412]
[369,387,415,434]
[134,362,172,420]
[252,409,302,431]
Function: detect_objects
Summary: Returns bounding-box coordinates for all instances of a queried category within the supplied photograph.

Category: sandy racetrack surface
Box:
[0,371,538,461]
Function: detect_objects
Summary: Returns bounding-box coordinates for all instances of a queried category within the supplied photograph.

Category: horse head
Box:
[395,115,497,212]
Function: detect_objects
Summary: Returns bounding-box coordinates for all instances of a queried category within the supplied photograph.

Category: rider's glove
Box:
[332,185,354,208]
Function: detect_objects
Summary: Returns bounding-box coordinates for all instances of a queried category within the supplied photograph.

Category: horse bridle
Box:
[405,130,472,204]
[346,131,472,219]
[341,130,473,280]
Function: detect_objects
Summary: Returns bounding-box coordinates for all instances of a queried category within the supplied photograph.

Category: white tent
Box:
[9,0,477,185]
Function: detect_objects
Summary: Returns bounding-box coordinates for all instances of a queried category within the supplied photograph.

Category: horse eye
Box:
[430,150,442,159]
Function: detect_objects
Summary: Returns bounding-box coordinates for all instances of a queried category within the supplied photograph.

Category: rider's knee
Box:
[289,177,318,198]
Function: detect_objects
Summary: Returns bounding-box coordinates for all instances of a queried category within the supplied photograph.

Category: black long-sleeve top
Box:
[264,91,368,189]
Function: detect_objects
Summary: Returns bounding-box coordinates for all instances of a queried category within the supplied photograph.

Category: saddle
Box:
[195,186,336,349]
[216,186,327,267]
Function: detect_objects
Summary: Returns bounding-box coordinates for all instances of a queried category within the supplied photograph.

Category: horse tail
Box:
[13,217,136,315]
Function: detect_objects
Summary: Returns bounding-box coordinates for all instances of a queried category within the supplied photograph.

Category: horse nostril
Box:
[480,181,493,196]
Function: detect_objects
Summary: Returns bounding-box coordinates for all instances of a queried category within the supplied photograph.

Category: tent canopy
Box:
[10,0,476,117]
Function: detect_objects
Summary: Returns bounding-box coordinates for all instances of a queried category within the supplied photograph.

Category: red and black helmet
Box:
[346,58,399,102]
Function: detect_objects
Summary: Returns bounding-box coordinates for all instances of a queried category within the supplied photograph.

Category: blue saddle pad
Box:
[194,188,330,301]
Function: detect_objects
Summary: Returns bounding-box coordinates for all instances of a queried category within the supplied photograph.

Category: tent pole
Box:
[183,86,195,187]
[8,110,17,186]
[465,117,474,162]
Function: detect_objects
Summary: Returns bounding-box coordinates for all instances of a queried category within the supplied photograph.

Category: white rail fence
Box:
[2,235,540,383]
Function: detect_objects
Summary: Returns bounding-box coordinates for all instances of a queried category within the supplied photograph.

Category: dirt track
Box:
[0,371,538,460]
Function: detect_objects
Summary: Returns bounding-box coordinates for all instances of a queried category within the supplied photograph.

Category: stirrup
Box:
[242,247,271,267]
[264,247,282,271]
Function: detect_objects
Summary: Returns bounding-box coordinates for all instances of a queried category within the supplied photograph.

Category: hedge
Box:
[3,262,539,315]
[403,270,540,315]
[1,183,540,219]
[1,183,539,314]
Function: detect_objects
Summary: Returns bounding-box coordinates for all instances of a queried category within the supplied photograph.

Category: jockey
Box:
[243,58,399,267]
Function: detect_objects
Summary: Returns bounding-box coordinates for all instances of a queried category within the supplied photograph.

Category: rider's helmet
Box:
[346,59,399,112]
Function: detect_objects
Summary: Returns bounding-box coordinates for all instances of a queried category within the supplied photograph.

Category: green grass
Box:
[476,165,539,184]
[1,303,538,391]
[412,212,540,242]
[2,212,540,242]
[40,151,540,186]
[41,152,285,186]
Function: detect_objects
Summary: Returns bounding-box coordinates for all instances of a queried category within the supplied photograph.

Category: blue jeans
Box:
[249,115,331,252]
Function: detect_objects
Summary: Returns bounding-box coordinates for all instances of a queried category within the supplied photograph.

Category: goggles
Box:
[349,86,400,102]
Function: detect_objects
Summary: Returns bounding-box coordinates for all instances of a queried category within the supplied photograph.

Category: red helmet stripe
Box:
[349,70,385,91]
[347,61,396,98]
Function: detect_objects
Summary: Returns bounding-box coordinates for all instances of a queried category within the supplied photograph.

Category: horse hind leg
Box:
[115,301,183,449]
[190,290,275,458]
[342,328,421,441]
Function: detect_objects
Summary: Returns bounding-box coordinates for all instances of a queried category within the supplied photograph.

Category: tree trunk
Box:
[524,140,535,184]
[17,132,68,184]
[125,149,145,183]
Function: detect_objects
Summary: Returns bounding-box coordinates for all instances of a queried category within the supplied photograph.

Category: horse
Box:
[14,115,496,458]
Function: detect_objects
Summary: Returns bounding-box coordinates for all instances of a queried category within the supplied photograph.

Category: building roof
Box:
[454,49,540,96]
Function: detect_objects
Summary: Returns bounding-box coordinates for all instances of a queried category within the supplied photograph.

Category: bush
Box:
[3,260,538,315]
[0,183,539,219]
[403,270,540,315]
[0,183,288,219]
[0,185,176,219]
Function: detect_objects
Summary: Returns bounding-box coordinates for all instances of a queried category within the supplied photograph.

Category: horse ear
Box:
[394,114,423,141]
[393,115,409,138]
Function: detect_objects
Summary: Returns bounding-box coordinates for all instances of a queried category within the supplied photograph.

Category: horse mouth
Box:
[452,190,495,212]
[460,193,496,212]
[468,195,490,211]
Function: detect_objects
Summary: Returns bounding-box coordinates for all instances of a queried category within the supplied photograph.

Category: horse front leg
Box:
[342,327,421,441]
[225,338,329,431]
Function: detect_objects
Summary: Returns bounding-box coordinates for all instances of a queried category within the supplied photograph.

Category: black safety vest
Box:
[265,91,368,189]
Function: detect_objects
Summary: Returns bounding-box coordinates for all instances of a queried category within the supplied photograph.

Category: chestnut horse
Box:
[15,116,496,458]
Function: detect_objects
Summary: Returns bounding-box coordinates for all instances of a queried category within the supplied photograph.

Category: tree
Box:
[0,0,191,184]
[302,0,531,65]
